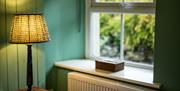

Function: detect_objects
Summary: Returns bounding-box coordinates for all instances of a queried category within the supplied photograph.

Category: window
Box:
[96,0,153,3]
[86,0,155,69]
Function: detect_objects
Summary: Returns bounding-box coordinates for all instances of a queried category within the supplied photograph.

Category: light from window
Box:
[100,13,121,58]
[100,13,155,65]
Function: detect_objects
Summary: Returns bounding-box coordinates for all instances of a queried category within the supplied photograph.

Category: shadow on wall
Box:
[46,66,57,91]
[0,21,6,50]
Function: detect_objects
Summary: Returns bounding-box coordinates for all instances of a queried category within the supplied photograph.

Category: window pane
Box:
[100,13,121,58]
[124,14,155,64]
[96,0,122,3]
[99,13,155,64]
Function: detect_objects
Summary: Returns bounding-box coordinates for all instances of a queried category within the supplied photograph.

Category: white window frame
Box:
[85,0,156,70]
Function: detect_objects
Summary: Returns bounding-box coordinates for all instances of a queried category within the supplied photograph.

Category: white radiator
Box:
[68,72,157,91]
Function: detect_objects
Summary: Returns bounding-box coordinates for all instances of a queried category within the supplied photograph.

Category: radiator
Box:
[68,72,157,91]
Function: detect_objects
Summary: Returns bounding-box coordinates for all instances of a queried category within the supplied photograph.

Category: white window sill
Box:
[54,59,160,89]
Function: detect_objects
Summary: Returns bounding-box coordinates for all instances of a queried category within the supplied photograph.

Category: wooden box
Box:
[95,59,124,72]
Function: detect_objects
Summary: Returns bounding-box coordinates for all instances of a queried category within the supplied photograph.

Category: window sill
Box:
[54,59,160,89]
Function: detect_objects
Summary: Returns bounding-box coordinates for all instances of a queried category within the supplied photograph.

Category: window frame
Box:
[85,0,155,70]
[91,0,155,14]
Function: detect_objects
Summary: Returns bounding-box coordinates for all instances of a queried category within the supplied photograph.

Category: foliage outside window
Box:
[100,13,155,64]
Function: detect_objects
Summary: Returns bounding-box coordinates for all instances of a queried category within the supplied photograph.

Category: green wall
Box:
[0,0,46,91]
[43,0,85,90]
[43,0,180,91]
[0,0,85,90]
[154,0,180,91]
[44,0,180,91]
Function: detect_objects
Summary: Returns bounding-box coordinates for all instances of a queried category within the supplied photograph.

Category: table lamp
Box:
[9,14,50,91]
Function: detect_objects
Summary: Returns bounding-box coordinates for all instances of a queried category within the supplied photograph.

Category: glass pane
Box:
[125,0,153,2]
[124,14,155,64]
[100,13,121,58]
[96,0,122,3]
[99,13,155,65]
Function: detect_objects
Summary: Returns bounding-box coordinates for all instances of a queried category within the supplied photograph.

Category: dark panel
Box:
[154,0,180,91]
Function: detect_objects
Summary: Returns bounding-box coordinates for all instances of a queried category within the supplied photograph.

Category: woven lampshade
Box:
[9,14,50,44]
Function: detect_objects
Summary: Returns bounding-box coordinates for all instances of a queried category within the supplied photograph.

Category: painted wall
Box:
[0,0,46,91]
[43,0,85,90]
[46,0,180,91]
[154,0,180,91]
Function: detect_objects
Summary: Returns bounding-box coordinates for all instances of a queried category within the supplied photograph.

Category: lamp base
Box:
[27,44,33,91]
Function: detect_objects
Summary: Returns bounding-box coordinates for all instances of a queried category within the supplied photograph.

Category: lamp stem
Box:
[27,44,33,91]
